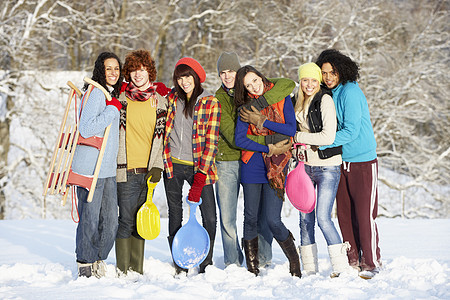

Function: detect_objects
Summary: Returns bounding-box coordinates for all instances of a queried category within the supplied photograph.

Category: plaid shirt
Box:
[163,90,221,185]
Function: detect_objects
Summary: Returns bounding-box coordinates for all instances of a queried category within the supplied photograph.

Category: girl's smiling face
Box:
[243,72,264,96]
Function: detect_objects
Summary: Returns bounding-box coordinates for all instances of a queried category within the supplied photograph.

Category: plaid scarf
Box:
[248,82,292,200]
[125,81,156,101]
[119,82,156,130]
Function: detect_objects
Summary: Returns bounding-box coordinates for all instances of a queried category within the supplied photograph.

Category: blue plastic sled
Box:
[171,197,210,269]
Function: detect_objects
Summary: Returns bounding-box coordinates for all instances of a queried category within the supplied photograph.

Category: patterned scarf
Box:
[125,81,156,102]
[248,82,292,200]
[119,82,156,130]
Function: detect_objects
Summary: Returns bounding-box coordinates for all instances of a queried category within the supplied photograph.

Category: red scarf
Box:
[119,82,156,130]
[125,82,156,102]
[247,82,292,200]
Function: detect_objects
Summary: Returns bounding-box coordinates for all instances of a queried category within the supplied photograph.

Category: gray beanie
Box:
[217,52,241,74]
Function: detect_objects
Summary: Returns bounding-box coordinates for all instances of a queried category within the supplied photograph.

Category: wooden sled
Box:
[43,77,112,205]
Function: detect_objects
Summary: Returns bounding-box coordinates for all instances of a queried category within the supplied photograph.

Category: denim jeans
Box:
[215,160,243,266]
[299,165,342,246]
[76,177,118,263]
[117,172,147,239]
[163,163,217,268]
[242,183,289,243]
[216,161,273,266]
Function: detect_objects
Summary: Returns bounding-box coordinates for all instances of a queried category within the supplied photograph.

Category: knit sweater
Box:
[71,87,120,178]
[215,78,296,161]
[320,82,377,162]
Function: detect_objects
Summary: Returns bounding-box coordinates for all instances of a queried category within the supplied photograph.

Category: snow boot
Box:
[276,231,301,278]
[115,237,132,275]
[77,261,94,278]
[129,235,145,274]
[242,237,259,276]
[359,267,380,280]
[328,242,351,278]
[93,260,106,278]
[168,236,188,275]
[199,238,215,273]
[299,243,319,275]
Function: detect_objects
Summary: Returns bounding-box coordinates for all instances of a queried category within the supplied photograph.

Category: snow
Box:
[1,214,449,299]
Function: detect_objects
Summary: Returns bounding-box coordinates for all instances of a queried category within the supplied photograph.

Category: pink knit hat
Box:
[175,57,206,83]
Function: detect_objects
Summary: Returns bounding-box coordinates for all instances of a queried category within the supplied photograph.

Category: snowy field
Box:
[0,213,449,299]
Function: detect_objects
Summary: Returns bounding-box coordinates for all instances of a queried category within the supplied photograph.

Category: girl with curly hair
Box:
[72,52,123,278]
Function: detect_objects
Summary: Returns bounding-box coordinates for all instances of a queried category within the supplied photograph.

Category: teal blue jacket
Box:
[320,82,377,162]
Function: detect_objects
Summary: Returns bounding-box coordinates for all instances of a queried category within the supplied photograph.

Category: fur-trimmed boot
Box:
[299,243,319,275]
[328,242,351,278]
[276,231,302,278]
[242,237,259,276]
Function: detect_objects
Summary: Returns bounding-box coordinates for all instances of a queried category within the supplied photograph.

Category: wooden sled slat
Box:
[43,78,113,206]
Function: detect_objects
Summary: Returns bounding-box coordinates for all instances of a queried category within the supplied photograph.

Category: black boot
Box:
[276,231,302,278]
[199,239,215,273]
[243,237,259,276]
[167,236,188,275]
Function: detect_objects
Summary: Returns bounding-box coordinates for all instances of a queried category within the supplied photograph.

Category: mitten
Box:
[188,172,207,203]
[267,139,292,157]
[265,133,290,145]
[145,167,163,183]
[239,106,267,129]
[243,95,269,111]
[107,97,122,112]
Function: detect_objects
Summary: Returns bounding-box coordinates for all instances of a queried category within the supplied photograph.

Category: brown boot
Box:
[276,231,302,278]
[243,237,259,276]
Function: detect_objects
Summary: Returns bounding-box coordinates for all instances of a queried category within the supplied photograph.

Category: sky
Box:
[0,210,449,300]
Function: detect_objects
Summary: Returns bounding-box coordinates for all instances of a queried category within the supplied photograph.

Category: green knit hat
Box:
[217,52,241,74]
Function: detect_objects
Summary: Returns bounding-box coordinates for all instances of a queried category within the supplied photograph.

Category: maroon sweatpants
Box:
[336,158,381,271]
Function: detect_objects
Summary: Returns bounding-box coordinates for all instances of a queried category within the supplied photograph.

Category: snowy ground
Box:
[0,213,449,299]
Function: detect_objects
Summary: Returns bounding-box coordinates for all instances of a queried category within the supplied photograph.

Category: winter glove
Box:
[265,133,290,145]
[240,106,267,129]
[145,167,162,183]
[107,97,122,112]
[243,95,269,111]
[188,171,207,203]
[267,139,292,157]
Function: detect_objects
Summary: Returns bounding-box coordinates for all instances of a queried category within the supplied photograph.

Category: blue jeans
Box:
[76,177,118,263]
[216,161,273,266]
[215,160,243,266]
[117,172,147,239]
[242,183,289,243]
[299,165,342,246]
